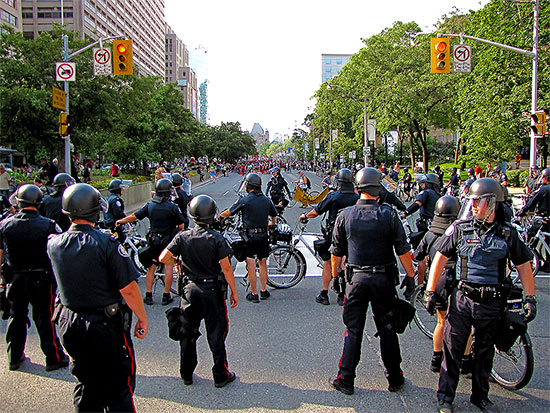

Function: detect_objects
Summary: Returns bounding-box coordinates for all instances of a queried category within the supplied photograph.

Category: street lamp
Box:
[326,84,370,166]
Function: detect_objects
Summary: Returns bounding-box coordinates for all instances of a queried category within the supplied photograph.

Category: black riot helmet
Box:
[355,167,382,196]
[53,173,75,194]
[62,183,107,222]
[469,177,504,202]
[188,194,218,225]
[335,168,353,184]
[451,167,457,174]
[541,168,550,183]
[270,167,280,175]
[245,173,262,191]
[434,195,460,218]
[423,173,440,191]
[15,184,43,208]
[108,179,123,194]
[171,173,183,187]
[155,178,173,197]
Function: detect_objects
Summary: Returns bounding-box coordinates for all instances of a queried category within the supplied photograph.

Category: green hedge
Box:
[506,169,529,187]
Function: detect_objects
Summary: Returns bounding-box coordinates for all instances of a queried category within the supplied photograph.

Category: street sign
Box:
[314,138,320,149]
[366,146,371,156]
[453,44,472,73]
[56,62,76,81]
[52,87,66,110]
[331,129,338,140]
[367,119,376,142]
[93,47,112,75]
[349,150,356,159]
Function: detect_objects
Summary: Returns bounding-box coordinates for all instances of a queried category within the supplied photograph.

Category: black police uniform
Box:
[524,175,540,197]
[266,175,291,207]
[229,192,277,259]
[313,189,359,261]
[449,173,460,187]
[413,188,440,232]
[403,172,412,192]
[104,194,126,241]
[173,186,191,229]
[166,225,234,384]
[0,194,11,214]
[435,218,532,405]
[378,188,406,212]
[521,184,550,238]
[0,210,67,369]
[331,199,411,389]
[134,198,185,268]
[47,224,141,412]
[39,192,71,231]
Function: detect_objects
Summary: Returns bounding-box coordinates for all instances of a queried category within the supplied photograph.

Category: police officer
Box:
[402,173,441,233]
[220,173,277,303]
[116,178,185,305]
[299,168,359,306]
[0,184,68,371]
[446,167,460,196]
[0,191,13,216]
[433,165,444,188]
[159,195,238,387]
[523,166,540,198]
[426,178,536,413]
[103,179,127,241]
[171,173,190,229]
[402,167,412,201]
[412,195,474,373]
[47,183,148,412]
[265,167,292,207]
[462,168,476,196]
[378,185,406,212]
[329,168,416,395]
[519,167,550,219]
[39,172,75,231]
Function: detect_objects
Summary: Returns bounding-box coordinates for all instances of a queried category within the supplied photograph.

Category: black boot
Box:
[431,351,443,372]
[461,354,473,377]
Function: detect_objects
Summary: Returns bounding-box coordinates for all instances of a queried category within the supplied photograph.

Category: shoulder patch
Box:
[115,200,122,207]
[109,234,119,242]
[118,244,130,258]
[445,224,455,237]
[54,223,63,233]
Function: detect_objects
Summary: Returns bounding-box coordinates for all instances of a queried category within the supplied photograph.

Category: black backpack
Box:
[306,176,311,189]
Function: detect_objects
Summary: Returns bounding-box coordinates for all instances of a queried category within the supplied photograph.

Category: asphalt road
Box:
[0,171,548,412]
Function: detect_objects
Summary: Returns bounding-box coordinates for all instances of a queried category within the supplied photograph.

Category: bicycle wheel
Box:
[410,284,436,339]
[266,246,306,289]
[491,332,534,391]
[129,249,147,275]
[288,195,297,208]
[153,264,178,295]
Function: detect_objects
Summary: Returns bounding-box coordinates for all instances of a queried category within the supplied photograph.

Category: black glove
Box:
[332,277,340,294]
[424,290,437,316]
[523,296,537,323]
[400,276,416,300]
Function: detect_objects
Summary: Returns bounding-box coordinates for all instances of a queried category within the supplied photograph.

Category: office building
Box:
[21,0,165,77]
[321,53,351,82]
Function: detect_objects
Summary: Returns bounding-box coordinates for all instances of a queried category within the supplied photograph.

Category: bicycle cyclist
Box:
[426,178,536,413]
[321,171,333,188]
[103,179,128,242]
[299,168,359,306]
[265,167,292,208]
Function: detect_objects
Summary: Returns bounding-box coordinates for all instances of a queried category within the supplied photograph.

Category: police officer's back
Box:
[171,173,190,229]
[160,195,238,387]
[0,184,68,371]
[329,168,416,395]
[39,173,75,231]
[47,183,148,411]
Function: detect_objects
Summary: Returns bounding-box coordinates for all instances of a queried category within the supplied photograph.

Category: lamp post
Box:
[327,84,370,166]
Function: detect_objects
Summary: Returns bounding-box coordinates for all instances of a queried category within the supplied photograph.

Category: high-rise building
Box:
[21,0,165,77]
[190,45,209,123]
[199,80,208,124]
[1,0,22,32]
[321,53,351,83]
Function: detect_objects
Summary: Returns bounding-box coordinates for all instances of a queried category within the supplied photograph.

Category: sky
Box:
[165,0,489,138]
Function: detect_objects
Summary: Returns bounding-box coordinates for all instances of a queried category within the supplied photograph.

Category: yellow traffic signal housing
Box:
[531,110,547,136]
[431,38,451,73]
[113,40,133,75]
[59,112,68,135]
[59,125,68,135]
[58,112,68,124]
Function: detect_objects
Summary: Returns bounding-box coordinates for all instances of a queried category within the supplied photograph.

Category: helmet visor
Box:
[458,194,496,221]
[99,195,109,214]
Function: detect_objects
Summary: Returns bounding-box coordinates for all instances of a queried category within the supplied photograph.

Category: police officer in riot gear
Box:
[220,173,278,303]
[378,185,407,212]
[159,195,238,387]
[171,173,190,229]
[519,167,550,218]
[0,184,68,371]
[265,167,292,207]
[462,168,476,196]
[402,173,441,233]
[426,178,536,413]
[299,168,359,306]
[329,167,416,395]
[47,183,148,412]
[116,178,186,305]
[412,195,473,374]
[103,179,127,241]
[433,165,444,188]
[492,165,508,186]
[446,167,460,196]
[39,172,75,231]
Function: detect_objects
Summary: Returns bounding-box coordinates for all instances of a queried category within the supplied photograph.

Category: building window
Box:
[336,59,342,64]
[1,9,17,26]
[2,0,17,8]
[325,59,331,64]
[22,12,33,18]
[325,67,331,73]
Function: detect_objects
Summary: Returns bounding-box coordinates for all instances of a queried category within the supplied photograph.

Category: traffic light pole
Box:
[60,34,124,174]
[439,0,540,169]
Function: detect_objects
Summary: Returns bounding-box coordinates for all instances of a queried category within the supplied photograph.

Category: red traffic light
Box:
[435,41,447,53]
[117,44,127,54]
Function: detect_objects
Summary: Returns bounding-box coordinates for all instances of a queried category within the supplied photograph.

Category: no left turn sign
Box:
[56,62,76,81]
[453,45,472,73]
[93,47,112,75]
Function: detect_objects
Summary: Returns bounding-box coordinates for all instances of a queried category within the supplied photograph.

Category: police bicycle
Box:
[409,281,534,391]
[509,215,548,281]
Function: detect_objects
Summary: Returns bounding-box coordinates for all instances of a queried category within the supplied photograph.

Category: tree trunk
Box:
[454,131,461,164]
[408,126,416,169]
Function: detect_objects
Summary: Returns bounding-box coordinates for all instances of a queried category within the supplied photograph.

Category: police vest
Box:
[457,221,509,285]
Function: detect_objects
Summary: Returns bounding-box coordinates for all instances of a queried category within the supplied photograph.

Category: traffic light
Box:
[59,112,68,136]
[431,38,451,73]
[531,110,548,136]
[113,40,133,75]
